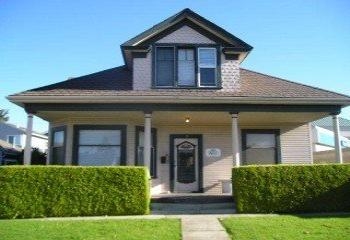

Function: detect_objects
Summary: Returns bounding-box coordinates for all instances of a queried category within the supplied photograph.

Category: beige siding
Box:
[221,54,240,92]
[156,25,215,44]
[50,117,313,195]
[133,52,152,90]
[280,123,312,164]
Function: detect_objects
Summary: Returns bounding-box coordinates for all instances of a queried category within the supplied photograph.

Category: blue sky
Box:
[1,0,350,132]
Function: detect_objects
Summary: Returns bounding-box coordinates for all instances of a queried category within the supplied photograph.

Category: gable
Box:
[156,25,215,44]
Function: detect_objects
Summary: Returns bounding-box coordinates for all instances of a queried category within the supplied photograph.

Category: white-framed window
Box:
[198,47,217,87]
[7,135,21,147]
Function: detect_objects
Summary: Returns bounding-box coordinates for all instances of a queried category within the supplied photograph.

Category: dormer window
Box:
[198,48,217,87]
[154,45,219,88]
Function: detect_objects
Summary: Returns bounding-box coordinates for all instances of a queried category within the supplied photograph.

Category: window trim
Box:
[241,129,281,165]
[72,125,127,166]
[135,126,157,178]
[6,135,20,147]
[49,126,67,165]
[197,47,218,87]
[152,44,221,89]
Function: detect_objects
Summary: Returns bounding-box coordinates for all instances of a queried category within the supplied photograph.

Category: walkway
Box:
[151,194,233,239]
[181,215,230,240]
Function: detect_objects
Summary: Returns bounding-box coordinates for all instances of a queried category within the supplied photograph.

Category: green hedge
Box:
[232,164,350,213]
[0,166,150,219]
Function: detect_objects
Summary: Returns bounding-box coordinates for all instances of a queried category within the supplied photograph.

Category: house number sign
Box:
[205,148,221,158]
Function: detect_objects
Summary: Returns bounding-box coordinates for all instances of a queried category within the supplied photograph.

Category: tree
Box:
[0,109,9,122]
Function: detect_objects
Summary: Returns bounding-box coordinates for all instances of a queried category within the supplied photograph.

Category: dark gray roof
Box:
[10,67,350,104]
[121,8,253,51]
[30,66,132,92]
[313,116,350,131]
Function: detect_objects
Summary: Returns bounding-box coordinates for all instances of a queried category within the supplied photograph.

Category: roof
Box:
[8,67,350,106]
[30,65,132,92]
[313,116,350,131]
[0,139,22,153]
[121,8,252,51]
[0,122,48,137]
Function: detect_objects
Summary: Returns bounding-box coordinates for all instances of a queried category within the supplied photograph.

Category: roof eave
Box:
[7,95,350,107]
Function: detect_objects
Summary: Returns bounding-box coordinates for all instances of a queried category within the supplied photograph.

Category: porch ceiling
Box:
[37,111,329,126]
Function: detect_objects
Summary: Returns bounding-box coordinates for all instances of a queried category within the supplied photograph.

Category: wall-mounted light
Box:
[185,117,190,123]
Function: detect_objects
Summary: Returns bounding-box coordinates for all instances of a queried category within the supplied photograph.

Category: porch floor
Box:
[151,193,235,215]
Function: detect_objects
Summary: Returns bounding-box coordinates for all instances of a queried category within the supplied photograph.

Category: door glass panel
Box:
[177,141,196,184]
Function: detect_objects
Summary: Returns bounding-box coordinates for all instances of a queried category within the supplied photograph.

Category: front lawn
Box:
[0,218,181,240]
[221,214,350,240]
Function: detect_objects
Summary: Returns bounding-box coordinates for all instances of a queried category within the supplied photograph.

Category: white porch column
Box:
[231,113,240,167]
[143,112,152,170]
[24,113,34,165]
[332,114,343,163]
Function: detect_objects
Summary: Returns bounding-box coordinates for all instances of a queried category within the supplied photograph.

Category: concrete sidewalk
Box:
[29,214,233,240]
[181,215,230,240]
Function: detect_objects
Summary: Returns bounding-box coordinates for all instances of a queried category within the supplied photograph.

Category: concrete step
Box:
[151,202,236,215]
[151,194,233,204]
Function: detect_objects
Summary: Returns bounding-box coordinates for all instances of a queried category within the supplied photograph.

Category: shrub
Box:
[232,164,350,213]
[0,166,150,219]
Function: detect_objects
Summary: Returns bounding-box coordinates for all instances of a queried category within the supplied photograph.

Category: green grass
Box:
[221,214,350,240]
[0,218,181,240]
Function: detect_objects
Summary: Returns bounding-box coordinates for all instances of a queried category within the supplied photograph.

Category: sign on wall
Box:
[205,148,221,158]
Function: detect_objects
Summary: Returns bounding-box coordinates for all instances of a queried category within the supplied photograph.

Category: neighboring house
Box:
[0,122,48,153]
[7,9,350,194]
[0,139,22,165]
[311,116,350,152]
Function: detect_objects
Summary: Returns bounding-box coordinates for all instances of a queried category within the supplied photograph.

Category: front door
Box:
[174,138,199,193]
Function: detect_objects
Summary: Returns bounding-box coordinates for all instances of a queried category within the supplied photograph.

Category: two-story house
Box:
[8,9,350,195]
[0,122,48,153]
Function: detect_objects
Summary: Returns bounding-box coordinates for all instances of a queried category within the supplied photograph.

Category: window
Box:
[50,126,66,165]
[135,127,157,178]
[74,125,126,166]
[154,46,218,88]
[242,130,280,165]
[7,135,21,147]
[198,48,217,86]
[155,47,175,87]
[178,48,195,86]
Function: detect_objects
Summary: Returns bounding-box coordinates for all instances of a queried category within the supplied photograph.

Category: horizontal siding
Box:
[51,117,314,194]
[280,123,312,164]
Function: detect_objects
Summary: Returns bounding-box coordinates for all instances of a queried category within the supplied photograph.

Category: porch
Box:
[22,104,345,195]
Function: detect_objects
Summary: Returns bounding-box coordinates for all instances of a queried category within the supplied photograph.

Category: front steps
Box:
[151,194,236,214]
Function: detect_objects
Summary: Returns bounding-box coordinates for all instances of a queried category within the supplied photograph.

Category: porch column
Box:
[332,114,343,163]
[231,113,240,167]
[143,112,152,170]
[24,113,34,165]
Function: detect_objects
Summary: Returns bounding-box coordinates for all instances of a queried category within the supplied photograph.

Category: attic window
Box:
[154,45,219,88]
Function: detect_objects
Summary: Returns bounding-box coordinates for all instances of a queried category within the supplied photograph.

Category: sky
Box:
[1,0,350,133]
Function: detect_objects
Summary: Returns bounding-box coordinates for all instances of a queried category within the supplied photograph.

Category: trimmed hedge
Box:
[232,164,350,213]
[0,166,150,219]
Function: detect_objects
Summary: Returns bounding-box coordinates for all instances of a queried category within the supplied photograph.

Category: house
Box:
[0,122,48,153]
[7,8,350,194]
[0,139,22,165]
[311,116,350,163]
[312,116,350,152]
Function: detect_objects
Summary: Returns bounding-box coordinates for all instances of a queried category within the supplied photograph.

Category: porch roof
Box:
[8,67,350,107]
